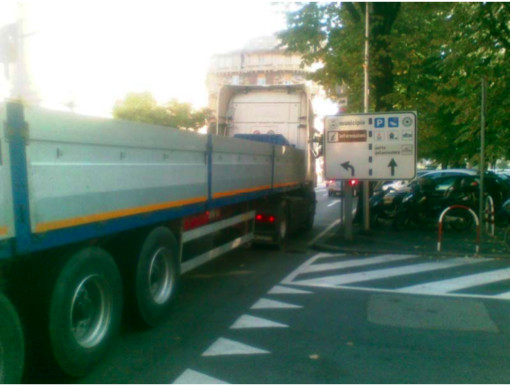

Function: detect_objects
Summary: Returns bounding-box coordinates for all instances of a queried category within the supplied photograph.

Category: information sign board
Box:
[324,112,417,180]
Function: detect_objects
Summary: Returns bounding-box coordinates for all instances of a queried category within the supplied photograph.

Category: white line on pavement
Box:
[173,369,228,384]
[230,315,288,329]
[399,266,509,296]
[251,298,302,309]
[307,218,341,246]
[290,257,487,288]
[202,338,270,357]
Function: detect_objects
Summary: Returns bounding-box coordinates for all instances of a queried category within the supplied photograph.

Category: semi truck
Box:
[0,86,316,382]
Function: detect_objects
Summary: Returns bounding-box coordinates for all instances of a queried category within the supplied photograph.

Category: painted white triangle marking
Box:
[268,285,312,294]
[202,337,270,356]
[230,314,288,329]
[250,298,302,309]
[173,369,228,384]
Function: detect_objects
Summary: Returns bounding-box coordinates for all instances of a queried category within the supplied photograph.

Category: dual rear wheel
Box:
[45,227,179,377]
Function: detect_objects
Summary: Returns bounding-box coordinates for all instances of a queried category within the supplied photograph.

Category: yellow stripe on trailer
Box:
[34,196,208,233]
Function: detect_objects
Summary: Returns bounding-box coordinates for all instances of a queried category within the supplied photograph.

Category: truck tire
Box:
[0,292,25,383]
[48,247,123,377]
[134,227,180,327]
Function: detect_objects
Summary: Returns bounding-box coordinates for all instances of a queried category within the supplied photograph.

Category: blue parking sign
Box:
[374,118,385,128]
[389,117,399,127]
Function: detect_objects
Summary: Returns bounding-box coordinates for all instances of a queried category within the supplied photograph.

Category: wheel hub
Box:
[70,274,112,348]
[149,247,174,305]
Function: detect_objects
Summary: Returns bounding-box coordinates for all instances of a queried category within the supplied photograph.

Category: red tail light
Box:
[256,214,276,223]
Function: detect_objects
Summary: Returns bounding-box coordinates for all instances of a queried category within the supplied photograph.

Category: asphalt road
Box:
[25,187,510,383]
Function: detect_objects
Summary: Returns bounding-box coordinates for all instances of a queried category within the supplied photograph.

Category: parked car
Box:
[370,169,510,227]
[327,179,359,197]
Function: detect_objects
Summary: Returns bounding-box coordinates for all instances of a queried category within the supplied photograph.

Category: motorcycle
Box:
[496,197,510,227]
[393,177,477,231]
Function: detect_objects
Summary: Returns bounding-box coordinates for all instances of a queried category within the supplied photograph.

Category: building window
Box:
[231,75,240,85]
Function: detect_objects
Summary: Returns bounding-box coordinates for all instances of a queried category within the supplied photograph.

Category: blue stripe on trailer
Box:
[6,102,33,255]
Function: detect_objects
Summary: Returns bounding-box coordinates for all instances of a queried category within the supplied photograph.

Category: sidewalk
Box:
[313,221,510,258]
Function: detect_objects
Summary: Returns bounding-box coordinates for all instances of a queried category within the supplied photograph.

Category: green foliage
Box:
[279,2,510,167]
[113,92,212,131]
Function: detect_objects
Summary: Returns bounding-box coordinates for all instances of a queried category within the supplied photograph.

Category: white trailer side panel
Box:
[211,135,273,199]
[273,145,306,189]
[23,106,208,233]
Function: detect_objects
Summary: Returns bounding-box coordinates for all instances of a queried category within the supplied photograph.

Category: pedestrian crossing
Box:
[282,253,510,300]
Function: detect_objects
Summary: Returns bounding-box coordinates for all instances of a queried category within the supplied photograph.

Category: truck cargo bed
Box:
[0,102,306,257]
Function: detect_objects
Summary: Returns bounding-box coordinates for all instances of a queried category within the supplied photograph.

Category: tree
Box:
[279,2,401,111]
[113,92,213,131]
[279,2,510,167]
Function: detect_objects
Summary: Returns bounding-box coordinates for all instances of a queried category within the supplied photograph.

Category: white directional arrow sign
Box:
[324,112,417,180]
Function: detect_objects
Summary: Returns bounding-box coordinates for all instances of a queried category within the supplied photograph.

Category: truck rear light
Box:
[256,214,276,223]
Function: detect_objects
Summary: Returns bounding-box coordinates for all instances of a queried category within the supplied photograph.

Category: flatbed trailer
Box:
[0,101,315,382]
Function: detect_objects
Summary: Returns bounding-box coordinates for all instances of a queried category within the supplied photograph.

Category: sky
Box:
[0,0,296,116]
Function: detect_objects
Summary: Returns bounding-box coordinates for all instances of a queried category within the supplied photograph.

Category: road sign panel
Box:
[324,111,417,180]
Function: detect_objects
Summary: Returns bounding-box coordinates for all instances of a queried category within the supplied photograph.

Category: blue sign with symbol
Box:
[374,118,385,128]
[388,117,399,127]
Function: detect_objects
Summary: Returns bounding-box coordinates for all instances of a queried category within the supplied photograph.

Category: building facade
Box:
[206,35,317,111]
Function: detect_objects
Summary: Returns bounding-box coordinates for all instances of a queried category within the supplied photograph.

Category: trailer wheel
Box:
[0,292,24,383]
[48,247,122,377]
[134,227,180,327]
[275,202,289,249]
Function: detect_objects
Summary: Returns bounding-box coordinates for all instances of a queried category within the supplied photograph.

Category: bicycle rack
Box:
[437,205,480,254]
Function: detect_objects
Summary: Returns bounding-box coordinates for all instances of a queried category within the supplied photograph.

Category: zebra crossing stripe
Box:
[301,254,420,274]
[202,338,270,356]
[290,257,487,288]
[173,369,228,384]
[230,314,288,329]
[399,267,510,296]
[281,254,418,284]
[251,298,302,309]
[268,285,312,294]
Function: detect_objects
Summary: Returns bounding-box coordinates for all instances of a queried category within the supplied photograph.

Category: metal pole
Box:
[362,2,371,231]
[479,77,486,233]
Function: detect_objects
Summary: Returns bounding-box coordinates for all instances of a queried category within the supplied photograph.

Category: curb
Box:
[311,242,509,260]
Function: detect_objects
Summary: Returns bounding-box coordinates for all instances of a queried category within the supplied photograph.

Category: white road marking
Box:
[400,267,510,296]
[202,338,270,356]
[301,254,420,275]
[281,253,415,284]
[173,369,228,384]
[327,200,341,207]
[290,258,486,288]
[307,219,341,246]
[250,298,302,309]
[268,285,312,295]
[230,315,288,329]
